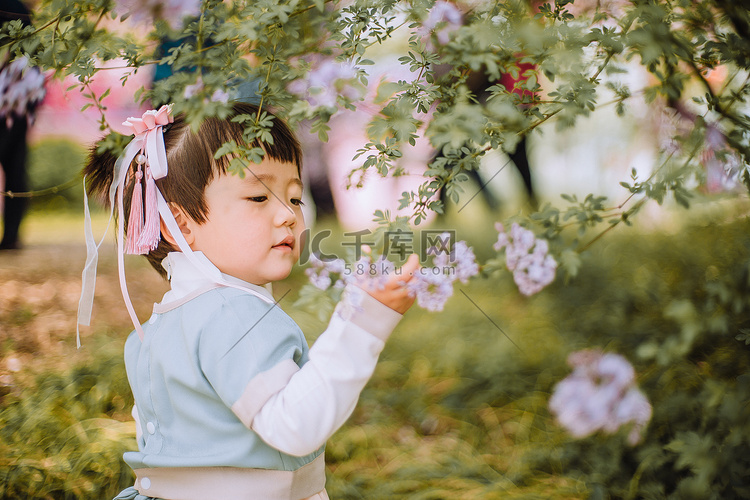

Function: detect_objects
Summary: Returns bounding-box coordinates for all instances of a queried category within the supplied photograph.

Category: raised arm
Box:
[244,255,419,456]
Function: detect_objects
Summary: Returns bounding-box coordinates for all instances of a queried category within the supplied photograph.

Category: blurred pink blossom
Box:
[494,222,557,296]
[549,349,652,445]
[115,0,201,30]
[418,1,463,46]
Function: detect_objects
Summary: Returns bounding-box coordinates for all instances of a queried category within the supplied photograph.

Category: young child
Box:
[80,102,419,500]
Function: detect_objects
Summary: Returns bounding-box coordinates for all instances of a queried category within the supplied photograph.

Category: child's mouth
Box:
[273,237,295,251]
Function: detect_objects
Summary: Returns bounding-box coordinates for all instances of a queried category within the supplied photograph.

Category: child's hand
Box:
[357,253,420,314]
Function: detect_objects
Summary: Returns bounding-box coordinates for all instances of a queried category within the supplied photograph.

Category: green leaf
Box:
[559,249,581,278]
[736,329,750,345]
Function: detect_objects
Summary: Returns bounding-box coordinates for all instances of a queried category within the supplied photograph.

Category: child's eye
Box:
[246,196,268,203]
[291,198,304,206]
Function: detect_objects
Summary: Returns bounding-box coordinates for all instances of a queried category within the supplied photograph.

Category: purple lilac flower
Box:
[0,57,46,127]
[305,253,348,290]
[435,238,479,284]
[306,268,332,290]
[615,387,653,445]
[451,240,479,283]
[115,0,201,30]
[494,222,557,296]
[513,250,558,296]
[549,349,652,445]
[287,59,362,108]
[493,222,510,251]
[406,269,455,312]
[418,1,463,46]
[307,237,478,312]
[410,236,479,311]
[325,256,348,289]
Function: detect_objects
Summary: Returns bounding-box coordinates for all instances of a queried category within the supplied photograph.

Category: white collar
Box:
[159,251,274,306]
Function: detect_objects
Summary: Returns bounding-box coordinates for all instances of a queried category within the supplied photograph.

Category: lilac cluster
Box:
[115,0,201,30]
[494,222,557,296]
[0,57,46,127]
[305,254,348,291]
[306,253,400,293]
[287,59,362,109]
[304,237,479,313]
[549,349,652,445]
[433,239,479,284]
[407,235,479,312]
[417,1,463,46]
[406,270,455,312]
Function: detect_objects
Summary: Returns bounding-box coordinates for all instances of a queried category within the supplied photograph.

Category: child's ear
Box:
[160,204,196,247]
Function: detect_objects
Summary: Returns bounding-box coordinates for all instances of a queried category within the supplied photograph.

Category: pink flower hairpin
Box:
[123,104,174,136]
[122,104,174,254]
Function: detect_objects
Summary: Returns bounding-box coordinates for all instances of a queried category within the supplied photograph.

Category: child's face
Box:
[187,159,306,285]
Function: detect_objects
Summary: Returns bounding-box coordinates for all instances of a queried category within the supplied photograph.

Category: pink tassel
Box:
[137,166,160,253]
[125,168,144,254]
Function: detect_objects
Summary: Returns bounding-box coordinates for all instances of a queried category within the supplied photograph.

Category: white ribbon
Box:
[77,138,141,347]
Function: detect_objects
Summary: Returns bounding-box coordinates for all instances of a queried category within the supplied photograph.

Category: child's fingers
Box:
[400,254,420,282]
[390,254,420,287]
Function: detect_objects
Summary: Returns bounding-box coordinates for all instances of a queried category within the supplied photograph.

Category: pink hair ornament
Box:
[122,105,173,254]
[77,104,174,346]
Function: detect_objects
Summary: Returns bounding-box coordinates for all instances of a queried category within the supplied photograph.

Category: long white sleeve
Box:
[249,285,402,457]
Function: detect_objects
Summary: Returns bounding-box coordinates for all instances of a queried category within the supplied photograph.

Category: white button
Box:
[146,422,156,434]
[148,315,157,325]
[141,477,151,490]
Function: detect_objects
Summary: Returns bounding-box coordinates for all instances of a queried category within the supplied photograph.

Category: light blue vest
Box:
[123,287,324,472]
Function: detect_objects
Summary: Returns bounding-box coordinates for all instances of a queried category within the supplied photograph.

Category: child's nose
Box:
[274,199,297,226]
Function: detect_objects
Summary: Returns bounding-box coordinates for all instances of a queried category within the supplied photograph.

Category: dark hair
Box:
[83,102,303,278]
